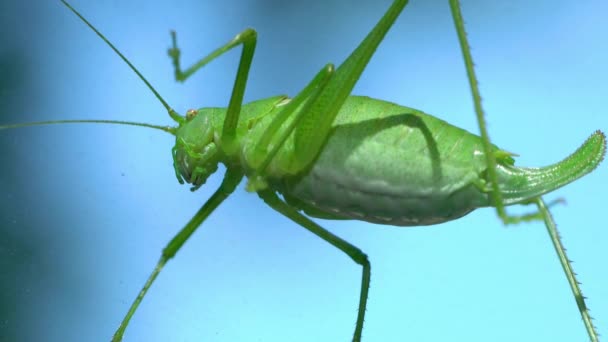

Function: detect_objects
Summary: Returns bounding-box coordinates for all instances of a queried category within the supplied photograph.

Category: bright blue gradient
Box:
[0,1,606,341]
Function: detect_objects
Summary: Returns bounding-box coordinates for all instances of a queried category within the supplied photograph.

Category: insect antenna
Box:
[0,119,175,134]
[60,0,184,125]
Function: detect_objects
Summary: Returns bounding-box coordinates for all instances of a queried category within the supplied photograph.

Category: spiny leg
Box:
[111,169,243,341]
[447,0,510,221]
[535,198,599,342]
[448,1,599,340]
[449,0,548,224]
[169,29,257,155]
[258,190,370,342]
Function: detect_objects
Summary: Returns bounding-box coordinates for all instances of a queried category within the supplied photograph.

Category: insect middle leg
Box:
[258,190,371,342]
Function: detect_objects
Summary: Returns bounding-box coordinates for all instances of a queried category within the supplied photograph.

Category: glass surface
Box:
[1,1,606,341]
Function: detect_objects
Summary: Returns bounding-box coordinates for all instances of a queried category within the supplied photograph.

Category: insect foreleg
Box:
[111,168,244,342]
[258,190,370,342]
[169,29,258,155]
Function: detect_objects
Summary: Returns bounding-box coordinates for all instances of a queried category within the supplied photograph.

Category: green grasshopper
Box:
[0,1,605,341]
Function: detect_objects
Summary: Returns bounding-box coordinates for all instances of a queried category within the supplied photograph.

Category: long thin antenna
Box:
[0,119,176,134]
[60,0,184,125]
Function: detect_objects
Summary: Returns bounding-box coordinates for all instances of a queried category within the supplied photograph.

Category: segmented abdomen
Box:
[272,96,493,226]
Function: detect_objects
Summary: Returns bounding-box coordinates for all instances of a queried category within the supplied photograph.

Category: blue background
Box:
[0,1,606,341]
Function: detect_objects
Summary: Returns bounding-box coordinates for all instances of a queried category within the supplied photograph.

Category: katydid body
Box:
[178,96,604,226]
[1,0,605,341]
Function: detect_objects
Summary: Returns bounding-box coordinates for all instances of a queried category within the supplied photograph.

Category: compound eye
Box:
[186,109,198,121]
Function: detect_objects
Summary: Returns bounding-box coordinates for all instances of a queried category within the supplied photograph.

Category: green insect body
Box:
[176,95,605,226]
[2,0,605,341]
